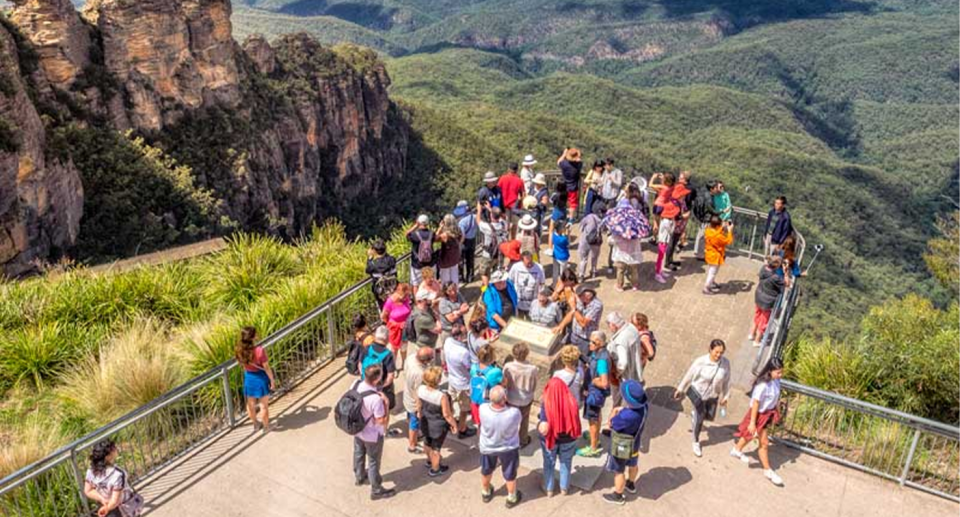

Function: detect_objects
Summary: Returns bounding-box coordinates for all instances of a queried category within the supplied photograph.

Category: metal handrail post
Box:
[900,429,922,486]
[221,366,235,428]
[748,215,758,260]
[69,447,90,515]
[326,309,338,357]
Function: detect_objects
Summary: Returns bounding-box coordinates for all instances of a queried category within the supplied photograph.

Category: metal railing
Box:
[0,255,411,516]
[774,380,960,501]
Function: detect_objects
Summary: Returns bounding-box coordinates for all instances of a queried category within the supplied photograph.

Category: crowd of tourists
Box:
[81,150,799,516]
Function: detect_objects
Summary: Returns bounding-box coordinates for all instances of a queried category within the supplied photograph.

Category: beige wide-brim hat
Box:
[518,215,537,230]
[533,173,547,185]
[483,171,498,183]
[522,154,537,166]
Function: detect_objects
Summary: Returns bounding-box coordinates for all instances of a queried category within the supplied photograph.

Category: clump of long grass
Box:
[58,319,187,424]
[0,322,78,390]
[201,233,303,310]
[0,416,62,478]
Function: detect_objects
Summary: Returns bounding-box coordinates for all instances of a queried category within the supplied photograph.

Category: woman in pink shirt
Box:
[236,326,276,434]
[381,282,413,368]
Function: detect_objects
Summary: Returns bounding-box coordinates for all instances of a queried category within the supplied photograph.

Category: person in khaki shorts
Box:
[441,322,478,438]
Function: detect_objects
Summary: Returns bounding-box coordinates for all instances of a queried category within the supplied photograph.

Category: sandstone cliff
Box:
[0,0,408,274]
[0,20,83,276]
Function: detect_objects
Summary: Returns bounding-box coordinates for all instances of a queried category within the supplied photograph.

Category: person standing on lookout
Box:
[558,148,583,221]
[479,385,524,508]
[499,163,526,235]
[406,215,436,289]
[600,158,623,209]
[601,379,648,506]
[455,200,478,284]
[764,196,793,256]
[520,154,538,195]
[477,171,503,214]
[508,250,545,319]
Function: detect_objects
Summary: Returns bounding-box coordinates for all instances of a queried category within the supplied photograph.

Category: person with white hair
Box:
[406,214,436,288]
[482,270,518,332]
[605,312,639,408]
[520,154,537,195]
[479,385,523,507]
[508,250,545,318]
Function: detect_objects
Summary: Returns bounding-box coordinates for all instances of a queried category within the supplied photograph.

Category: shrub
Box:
[0,416,62,478]
[0,323,77,390]
[58,319,187,424]
[201,233,303,310]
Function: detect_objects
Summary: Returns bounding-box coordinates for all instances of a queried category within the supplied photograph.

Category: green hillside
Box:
[385,47,951,337]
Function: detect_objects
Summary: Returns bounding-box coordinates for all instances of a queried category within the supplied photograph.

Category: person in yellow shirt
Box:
[703,216,734,294]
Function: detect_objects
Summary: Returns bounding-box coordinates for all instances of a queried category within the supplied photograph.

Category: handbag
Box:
[685,360,722,415]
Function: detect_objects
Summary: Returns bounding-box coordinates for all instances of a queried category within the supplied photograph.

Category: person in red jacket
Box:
[499,163,526,236]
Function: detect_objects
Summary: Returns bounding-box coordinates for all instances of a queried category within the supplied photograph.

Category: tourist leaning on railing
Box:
[84,439,144,517]
[749,256,785,348]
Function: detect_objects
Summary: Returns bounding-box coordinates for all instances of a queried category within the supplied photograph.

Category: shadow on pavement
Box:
[637,466,693,500]
[274,405,330,432]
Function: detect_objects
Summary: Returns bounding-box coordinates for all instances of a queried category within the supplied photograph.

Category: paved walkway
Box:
[139,250,957,517]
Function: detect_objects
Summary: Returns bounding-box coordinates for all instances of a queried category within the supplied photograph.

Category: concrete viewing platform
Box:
[137,250,957,517]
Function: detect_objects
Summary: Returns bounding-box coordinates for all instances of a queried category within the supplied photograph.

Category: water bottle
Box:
[720,406,727,419]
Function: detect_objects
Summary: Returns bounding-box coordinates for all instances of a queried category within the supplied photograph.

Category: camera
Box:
[814,244,824,252]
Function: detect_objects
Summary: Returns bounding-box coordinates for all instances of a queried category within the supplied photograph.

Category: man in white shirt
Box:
[605,311,641,407]
[520,154,537,195]
[508,251,545,318]
[479,386,523,507]
[600,158,623,205]
[442,323,478,438]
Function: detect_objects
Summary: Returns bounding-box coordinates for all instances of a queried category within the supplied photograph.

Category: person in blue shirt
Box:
[483,270,518,332]
[602,380,648,506]
[455,200,478,283]
[551,222,571,287]
[578,330,611,458]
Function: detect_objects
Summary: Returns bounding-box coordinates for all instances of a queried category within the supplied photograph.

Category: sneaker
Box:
[457,427,478,439]
[624,480,637,494]
[702,288,714,295]
[753,341,762,348]
[481,488,494,503]
[693,442,702,457]
[560,489,569,496]
[654,274,667,284]
[388,428,403,437]
[407,445,423,454]
[370,488,396,500]
[729,448,750,464]
[615,285,625,292]
[709,283,721,291]
[505,491,523,508]
[428,465,450,477]
[252,421,262,433]
[576,446,602,458]
[602,492,626,506]
[661,269,672,277]
[764,469,784,486]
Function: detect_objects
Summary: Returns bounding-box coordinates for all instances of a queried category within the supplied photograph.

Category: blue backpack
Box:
[361,346,391,381]
[469,364,502,405]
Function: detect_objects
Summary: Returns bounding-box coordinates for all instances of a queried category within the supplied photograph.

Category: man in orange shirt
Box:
[498,163,526,236]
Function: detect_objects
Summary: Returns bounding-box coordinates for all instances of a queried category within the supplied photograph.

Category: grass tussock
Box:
[57,319,188,425]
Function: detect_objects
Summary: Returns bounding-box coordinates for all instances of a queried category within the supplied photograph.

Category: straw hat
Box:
[533,173,547,185]
[518,214,537,230]
[483,171,498,183]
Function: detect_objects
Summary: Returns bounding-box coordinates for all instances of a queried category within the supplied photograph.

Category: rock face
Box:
[0,23,84,276]
[0,0,408,275]
[8,0,91,89]
[82,0,242,131]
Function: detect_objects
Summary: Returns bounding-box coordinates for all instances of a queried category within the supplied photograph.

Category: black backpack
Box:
[345,333,369,376]
[335,380,381,435]
[405,313,419,343]
[691,187,714,223]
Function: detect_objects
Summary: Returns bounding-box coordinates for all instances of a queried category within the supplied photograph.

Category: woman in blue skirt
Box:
[236,326,276,434]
